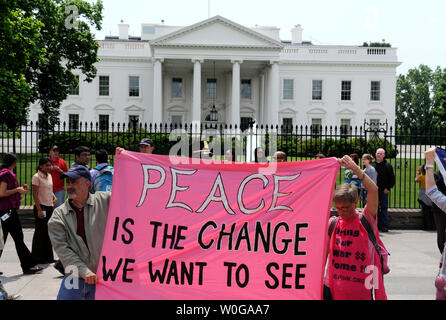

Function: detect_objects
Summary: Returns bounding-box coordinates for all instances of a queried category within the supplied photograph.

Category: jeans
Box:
[57,275,96,300]
[54,190,65,208]
[378,191,389,230]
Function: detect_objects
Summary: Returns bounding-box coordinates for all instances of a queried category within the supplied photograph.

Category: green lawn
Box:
[15,153,116,206]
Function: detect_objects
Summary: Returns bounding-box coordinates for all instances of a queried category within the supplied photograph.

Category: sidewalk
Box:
[0,229,441,300]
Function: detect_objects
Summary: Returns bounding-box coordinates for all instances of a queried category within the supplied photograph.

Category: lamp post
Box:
[206,61,218,122]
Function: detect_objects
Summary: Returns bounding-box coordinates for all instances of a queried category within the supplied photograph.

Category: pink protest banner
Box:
[95,151,339,300]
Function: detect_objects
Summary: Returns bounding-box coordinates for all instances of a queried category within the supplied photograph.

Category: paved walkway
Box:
[0,229,441,300]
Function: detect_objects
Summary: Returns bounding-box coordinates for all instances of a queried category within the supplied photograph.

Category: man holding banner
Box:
[425,147,446,253]
[48,165,111,300]
[425,147,446,300]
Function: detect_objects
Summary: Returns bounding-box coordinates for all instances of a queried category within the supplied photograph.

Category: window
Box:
[341,81,351,101]
[99,76,110,96]
[129,115,140,130]
[282,118,293,134]
[172,78,183,98]
[69,114,79,131]
[340,119,351,136]
[99,114,109,131]
[283,79,294,100]
[371,81,381,101]
[311,118,322,136]
[69,75,79,96]
[241,80,252,99]
[240,117,254,132]
[129,76,140,97]
[207,79,217,100]
[312,80,323,100]
[38,113,49,139]
[38,113,46,129]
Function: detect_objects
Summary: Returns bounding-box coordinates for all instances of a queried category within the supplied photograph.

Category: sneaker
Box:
[6,293,21,300]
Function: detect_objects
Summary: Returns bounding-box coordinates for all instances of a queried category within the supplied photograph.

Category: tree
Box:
[0,0,103,131]
[0,1,46,130]
[396,65,441,130]
[432,67,446,125]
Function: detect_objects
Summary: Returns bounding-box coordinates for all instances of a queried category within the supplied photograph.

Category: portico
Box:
[150,16,283,127]
[35,15,399,131]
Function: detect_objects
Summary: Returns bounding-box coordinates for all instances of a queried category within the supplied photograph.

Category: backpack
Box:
[93,164,114,192]
[328,214,390,275]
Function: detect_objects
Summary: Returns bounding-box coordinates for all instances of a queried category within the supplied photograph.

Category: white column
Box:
[225,72,232,124]
[264,68,270,127]
[152,58,164,124]
[259,73,265,125]
[268,60,280,127]
[231,60,242,128]
[192,59,203,128]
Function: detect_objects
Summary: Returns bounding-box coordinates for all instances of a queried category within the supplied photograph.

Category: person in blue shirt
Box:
[89,149,114,193]
[344,153,361,190]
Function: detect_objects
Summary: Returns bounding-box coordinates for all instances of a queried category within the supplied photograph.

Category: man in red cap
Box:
[48,145,68,208]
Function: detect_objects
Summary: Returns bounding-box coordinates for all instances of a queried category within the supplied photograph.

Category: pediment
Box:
[94,104,114,111]
[365,108,386,116]
[151,16,283,50]
[336,108,356,116]
[64,104,84,111]
[124,105,145,112]
[167,105,187,112]
[280,107,296,114]
[241,106,256,113]
[307,108,327,115]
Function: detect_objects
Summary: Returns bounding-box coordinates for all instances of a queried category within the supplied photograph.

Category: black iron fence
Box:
[1,120,445,208]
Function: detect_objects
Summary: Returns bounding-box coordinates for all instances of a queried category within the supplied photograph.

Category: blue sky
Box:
[92,0,446,75]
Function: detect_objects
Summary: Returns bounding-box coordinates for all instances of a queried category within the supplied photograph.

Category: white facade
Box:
[30,16,401,131]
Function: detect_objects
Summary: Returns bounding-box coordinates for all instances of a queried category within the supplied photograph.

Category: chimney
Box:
[291,24,303,44]
[118,20,129,40]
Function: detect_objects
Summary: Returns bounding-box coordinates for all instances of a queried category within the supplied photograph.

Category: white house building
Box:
[30,15,401,132]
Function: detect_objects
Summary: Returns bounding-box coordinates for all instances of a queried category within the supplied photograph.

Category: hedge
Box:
[38,131,180,155]
[290,137,398,158]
